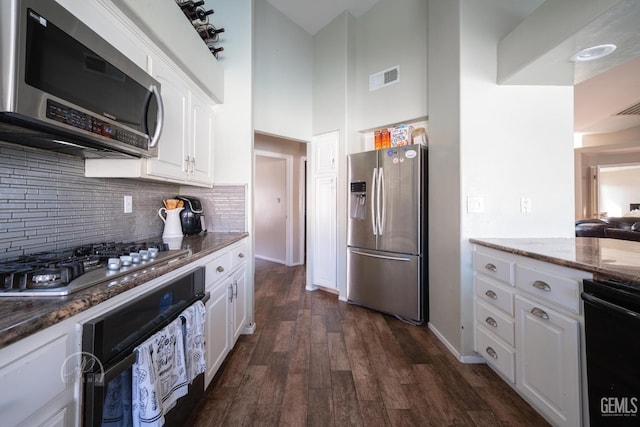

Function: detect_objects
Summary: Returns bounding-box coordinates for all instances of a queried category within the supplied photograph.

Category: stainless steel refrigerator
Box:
[347,144,427,324]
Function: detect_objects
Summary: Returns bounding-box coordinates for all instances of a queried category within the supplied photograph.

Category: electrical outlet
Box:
[520,197,531,214]
[124,195,133,213]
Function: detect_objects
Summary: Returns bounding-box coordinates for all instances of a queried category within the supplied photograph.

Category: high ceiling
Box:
[265,0,381,35]
[264,0,640,136]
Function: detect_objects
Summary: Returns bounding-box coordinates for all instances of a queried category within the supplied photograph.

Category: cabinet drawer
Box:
[205,251,232,286]
[475,299,515,347]
[231,243,248,269]
[515,264,580,313]
[474,275,514,316]
[476,325,515,383]
[473,250,514,285]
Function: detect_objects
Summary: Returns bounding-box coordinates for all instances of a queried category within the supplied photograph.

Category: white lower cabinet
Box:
[0,323,77,427]
[203,239,249,388]
[515,295,581,427]
[205,275,232,386]
[473,245,590,427]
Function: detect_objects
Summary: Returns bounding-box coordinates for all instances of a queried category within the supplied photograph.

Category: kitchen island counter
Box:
[470,236,640,283]
[0,232,248,349]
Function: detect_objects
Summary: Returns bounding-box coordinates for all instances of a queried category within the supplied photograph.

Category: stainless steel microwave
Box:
[0,0,164,158]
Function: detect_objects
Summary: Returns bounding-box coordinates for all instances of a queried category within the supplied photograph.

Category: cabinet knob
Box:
[238,253,245,258]
[485,346,498,359]
[530,307,549,320]
[485,290,498,300]
[484,263,497,272]
[216,265,225,273]
[485,317,498,328]
[532,280,551,292]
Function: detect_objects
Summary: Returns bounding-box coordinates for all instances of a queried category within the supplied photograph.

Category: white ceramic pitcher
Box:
[158,207,184,239]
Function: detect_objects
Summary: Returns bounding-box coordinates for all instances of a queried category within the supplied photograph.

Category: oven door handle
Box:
[84,352,137,427]
[94,352,137,385]
[581,292,640,322]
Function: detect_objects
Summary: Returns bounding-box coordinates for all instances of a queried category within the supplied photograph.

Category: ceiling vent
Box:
[369,65,400,91]
[615,101,640,116]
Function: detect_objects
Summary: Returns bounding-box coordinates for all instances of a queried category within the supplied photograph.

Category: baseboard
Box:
[242,322,256,335]
[427,322,485,364]
[254,254,286,264]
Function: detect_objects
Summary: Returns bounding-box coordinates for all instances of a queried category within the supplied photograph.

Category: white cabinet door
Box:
[312,175,337,289]
[313,131,338,175]
[189,94,215,185]
[205,278,231,388]
[146,58,189,181]
[515,295,581,427]
[231,265,247,343]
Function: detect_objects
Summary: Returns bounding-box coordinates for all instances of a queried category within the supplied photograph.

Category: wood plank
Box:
[327,332,351,371]
[309,342,332,388]
[308,387,335,427]
[331,370,363,426]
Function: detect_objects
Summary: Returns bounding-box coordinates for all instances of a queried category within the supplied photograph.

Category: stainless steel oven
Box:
[82,267,208,426]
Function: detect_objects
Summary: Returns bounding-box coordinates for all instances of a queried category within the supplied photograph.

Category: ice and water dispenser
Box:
[350,182,367,219]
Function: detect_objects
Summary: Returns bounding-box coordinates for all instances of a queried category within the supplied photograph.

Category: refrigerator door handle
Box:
[350,249,412,262]
[378,167,385,235]
[371,167,378,236]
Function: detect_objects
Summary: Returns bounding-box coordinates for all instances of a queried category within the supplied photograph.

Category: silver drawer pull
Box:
[485,290,498,299]
[532,280,551,292]
[238,253,245,258]
[531,307,549,320]
[485,317,498,328]
[216,265,225,273]
[484,263,497,272]
[485,346,498,359]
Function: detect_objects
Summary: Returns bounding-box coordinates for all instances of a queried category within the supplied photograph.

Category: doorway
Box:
[255,154,288,264]
[254,133,308,266]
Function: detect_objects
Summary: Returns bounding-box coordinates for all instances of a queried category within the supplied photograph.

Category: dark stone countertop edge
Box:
[469,238,640,282]
[0,232,249,350]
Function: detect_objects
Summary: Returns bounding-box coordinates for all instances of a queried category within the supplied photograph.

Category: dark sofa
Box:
[575,217,640,241]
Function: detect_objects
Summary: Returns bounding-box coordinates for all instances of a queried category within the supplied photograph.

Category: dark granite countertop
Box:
[0,232,248,350]
[470,237,640,282]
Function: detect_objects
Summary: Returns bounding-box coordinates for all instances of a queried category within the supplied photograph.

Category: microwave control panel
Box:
[46,99,148,149]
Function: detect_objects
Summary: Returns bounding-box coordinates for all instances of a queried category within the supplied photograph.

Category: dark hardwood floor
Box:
[188,259,549,426]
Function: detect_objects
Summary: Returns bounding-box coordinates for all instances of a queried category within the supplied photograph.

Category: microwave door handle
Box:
[149,85,164,148]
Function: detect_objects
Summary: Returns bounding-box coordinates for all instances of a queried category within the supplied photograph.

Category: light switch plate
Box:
[467,196,484,213]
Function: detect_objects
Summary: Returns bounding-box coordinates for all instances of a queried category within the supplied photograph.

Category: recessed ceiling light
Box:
[570,44,617,62]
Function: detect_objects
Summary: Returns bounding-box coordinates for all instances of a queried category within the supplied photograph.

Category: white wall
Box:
[253,0,313,141]
[428,0,576,359]
[211,0,253,185]
[355,0,428,131]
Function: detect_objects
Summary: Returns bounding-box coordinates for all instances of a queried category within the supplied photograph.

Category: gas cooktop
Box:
[0,241,190,296]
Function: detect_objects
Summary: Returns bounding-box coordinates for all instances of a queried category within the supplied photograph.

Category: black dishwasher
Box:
[582,279,640,425]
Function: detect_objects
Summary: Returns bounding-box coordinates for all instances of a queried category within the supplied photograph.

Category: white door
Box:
[255,155,287,264]
[309,131,338,290]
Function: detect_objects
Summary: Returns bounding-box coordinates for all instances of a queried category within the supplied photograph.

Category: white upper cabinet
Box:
[108,0,224,103]
[79,0,218,187]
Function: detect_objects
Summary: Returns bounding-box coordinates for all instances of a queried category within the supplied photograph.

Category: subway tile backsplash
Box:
[0,142,246,259]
